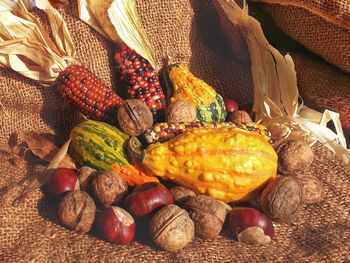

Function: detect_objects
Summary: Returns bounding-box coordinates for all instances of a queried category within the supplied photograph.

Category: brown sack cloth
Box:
[250,0,350,73]
[0,1,350,262]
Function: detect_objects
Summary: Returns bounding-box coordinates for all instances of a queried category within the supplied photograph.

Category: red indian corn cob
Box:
[114,45,166,121]
[57,64,124,123]
[144,122,272,144]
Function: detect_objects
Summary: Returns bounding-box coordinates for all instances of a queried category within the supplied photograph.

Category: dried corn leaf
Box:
[78,0,156,68]
[21,131,76,169]
[0,0,75,85]
[216,0,350,167]
[14,139,72,204]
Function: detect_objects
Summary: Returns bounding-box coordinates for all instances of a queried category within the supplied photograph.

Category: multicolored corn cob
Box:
[144,122,271,144]
[57,64,124,123]
[114,45,166,121]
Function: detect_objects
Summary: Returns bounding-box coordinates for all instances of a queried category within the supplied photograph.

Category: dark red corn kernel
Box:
[57,64,124,124]
[114,45,166,122]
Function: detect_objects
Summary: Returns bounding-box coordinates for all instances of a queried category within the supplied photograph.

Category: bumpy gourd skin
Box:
[143,127,277,202]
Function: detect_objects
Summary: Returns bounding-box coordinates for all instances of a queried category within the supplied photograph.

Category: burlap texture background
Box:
[250,0,350,73]
[0,1,350,262]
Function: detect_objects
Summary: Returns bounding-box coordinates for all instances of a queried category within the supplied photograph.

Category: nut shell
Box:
[260,176,303,222]
[183,195,227,239]
[170,186,196,204]
[117,99,153,136]
[294,173,324,204]
[227,110,252,124]
[92,170,128,208]
[77,166,97,193]
[149,204,194,252]
[58,190,96,233]
[166,99,196,123]
[277,140,314,174]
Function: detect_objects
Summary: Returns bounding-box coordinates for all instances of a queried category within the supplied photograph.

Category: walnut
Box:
[260,176,303,222]
[226,110,252,124]
[58,190,96,233]
[77,166,97,193]
[276,140,314,174]
[183,195,227,239]
[169,186,196,204]
[92,170,128,208]
[117,99,153,136]
[166,99,196,123]
[294,173,324,204]
[149,204,194,252]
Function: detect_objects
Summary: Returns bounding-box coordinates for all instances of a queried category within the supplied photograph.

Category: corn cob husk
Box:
[144,121,271,144]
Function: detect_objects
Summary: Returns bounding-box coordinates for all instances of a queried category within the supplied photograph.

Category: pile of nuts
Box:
[48,98,324,251]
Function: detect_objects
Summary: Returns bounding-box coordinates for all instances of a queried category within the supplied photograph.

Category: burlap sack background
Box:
[250,0,350,73]
[0,1,350,262]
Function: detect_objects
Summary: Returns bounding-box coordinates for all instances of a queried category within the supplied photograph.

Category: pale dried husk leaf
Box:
[0,0,75,85]
[216,0,350,167]
[78,0,156,68]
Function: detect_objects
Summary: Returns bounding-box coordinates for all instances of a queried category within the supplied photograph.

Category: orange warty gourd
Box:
[141,127,277,202]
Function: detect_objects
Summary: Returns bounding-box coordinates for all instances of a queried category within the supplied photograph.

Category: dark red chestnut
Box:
[228,207,274,245]
[99,206,135,245]
[223,98,239,113]
[124,182,173,217]
[48,168,79,196]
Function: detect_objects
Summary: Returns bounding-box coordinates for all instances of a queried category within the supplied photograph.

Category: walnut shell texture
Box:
[92,170,128,208]
[77,166,97,193]
[149,204,194,252]
[58,190,96,233]
[117,99,153,136]
[295,174,324,204]
[260,176,303,222]
[166,99,196,123]
[277,140,314,174]
[170,186,196,204]
[183,195,227,239]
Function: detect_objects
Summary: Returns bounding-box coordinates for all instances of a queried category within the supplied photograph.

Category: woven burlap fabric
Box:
[0,1,350,262]
[249,0,350,73]
[292,52,350,142]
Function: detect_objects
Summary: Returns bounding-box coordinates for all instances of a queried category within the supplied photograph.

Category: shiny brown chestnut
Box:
[124,182,173,217]
[98,206,135,245]
[228,207,275,245]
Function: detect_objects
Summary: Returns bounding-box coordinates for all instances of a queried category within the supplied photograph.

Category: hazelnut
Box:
[77,166,97,193]
[170,186,196,204]
[183,195,227,239]
[228,207,274,245]
[260,176,303,222]
[276,140,314,174]
[48,168,79,196]
[124,182,173,217]
[166,99,196,123]
[58,190,96,233]
[117,99,153,137]
[99,206,135,245]
[92,170,128,208]
[226,110,252,124]
[149,204,194,252]
[294,173,324,204]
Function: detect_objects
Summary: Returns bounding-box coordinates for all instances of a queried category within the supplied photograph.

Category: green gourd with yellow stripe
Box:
[162,63,227,122]
[69,120,158,186]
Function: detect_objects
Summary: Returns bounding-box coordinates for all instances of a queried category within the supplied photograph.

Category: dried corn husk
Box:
[78,0,156,68]
[0,0,75,85]
[215,0,350,167]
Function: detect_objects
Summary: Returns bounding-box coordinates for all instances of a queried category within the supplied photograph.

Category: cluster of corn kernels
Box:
[144,121,271,144]
[57,64,124,123]
[115,45,166,119]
